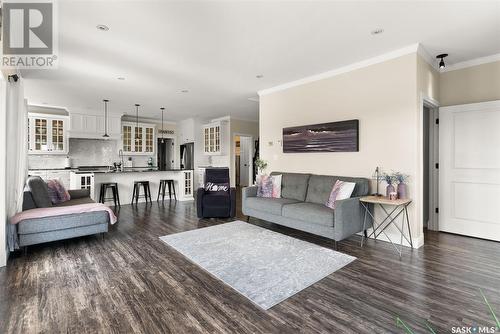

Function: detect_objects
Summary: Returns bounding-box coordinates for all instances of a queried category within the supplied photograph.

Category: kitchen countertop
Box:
[77,168,193,174]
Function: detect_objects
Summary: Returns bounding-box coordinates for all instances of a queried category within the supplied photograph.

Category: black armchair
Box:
[197,168,236,218]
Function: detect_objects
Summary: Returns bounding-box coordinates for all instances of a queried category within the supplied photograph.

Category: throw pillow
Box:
[205,181,229,194]
[46,179,71,204]
[257,175,273,198]
[325,180,356,209]
[271,174,282,198]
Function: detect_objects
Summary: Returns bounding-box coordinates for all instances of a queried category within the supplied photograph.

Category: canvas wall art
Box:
[282,119,359,153]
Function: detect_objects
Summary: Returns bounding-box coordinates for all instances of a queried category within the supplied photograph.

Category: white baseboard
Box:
[358,229,424,249]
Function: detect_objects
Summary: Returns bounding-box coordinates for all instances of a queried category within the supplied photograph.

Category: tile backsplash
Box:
[28,138,154,169]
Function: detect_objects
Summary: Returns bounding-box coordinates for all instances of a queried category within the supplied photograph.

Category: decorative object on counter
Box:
[282,119,359,153]
[102,99,110,138]
[371,166,383,197]
[158,179,176,201]
[389,192,398,201]
[255,158,268,175]
[125,156,133,168]
[64,156,72,169]
[394,172,409,199]
[160,107,166,143]
[383,172,396,197]
[147,157,154,168]
[134,104,140,139]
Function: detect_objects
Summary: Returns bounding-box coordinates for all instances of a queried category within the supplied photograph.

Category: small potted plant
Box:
[383,172,396,198]
[255,158,268,175]
[394,172,409,199]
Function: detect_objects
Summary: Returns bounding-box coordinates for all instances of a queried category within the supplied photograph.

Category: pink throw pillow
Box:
[46,179,71,204]
[325,180,355,209]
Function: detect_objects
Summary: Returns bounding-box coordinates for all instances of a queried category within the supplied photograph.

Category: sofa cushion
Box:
[245,197,299,215]
[305,175,337,205]
[282,202,335,227]
[271,172,310,201]
[26,176,52,208]
[53,197,95,207]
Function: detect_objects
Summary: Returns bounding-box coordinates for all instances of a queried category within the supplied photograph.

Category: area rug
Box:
[159,221,355,310]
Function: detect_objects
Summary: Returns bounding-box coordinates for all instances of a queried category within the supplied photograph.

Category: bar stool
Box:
[132,181,152,204]
[157,179,177,201]
[99,182,120,207]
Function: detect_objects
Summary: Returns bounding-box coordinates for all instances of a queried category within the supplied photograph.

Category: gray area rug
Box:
[159,221,355,310]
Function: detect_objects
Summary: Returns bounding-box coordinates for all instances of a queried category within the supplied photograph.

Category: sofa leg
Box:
[333,240,338,251]
[246,216,250,222]
[364,230,368,238]
[23,246,28,256]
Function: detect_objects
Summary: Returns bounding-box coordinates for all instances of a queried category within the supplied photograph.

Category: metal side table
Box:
[360,196,413,257]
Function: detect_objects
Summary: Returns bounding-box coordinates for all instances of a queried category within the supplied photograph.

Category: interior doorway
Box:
[235,135,253,187]
[423,103,439,231]
[157,138,174,171]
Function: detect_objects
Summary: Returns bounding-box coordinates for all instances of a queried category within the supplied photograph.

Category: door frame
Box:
[233,133,254,187]
[418,94,440,240]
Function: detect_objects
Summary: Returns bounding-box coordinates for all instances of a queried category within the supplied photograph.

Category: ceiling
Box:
[21,1,500,121]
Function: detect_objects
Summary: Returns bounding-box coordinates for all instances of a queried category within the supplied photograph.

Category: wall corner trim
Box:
[257,43,420,96]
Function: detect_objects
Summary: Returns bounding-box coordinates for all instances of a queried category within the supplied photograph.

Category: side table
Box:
[360,196,413,257]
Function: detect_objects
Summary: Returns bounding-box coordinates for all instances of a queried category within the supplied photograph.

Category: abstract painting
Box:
[283,119,359,153]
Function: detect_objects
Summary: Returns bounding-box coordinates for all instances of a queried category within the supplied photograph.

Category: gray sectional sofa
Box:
[15,176,109,250]
[242,172,371,248]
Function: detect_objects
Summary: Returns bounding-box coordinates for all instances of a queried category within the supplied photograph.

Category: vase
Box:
[397,183,407,199]
[386,184,395,198]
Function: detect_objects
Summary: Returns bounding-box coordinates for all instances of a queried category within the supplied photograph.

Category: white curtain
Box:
[6,78,28,244]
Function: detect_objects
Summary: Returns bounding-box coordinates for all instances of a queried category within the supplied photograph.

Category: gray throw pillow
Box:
[26,176,53,208]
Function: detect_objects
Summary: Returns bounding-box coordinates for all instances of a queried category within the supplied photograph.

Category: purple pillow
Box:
[46,179,71,204]
[257,175,273,198]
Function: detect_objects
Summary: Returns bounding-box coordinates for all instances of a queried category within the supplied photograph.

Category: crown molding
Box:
[417,44,439,70]
[258,43,420,96]
[441,53,500,73]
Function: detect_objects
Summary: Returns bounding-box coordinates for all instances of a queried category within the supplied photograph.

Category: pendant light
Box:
[160,107,165,143]
[135,104,140,139]
[102,99,110,138]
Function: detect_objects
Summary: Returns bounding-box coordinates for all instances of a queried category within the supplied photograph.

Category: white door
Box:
[439,100,500,241]
[239,136,252,187]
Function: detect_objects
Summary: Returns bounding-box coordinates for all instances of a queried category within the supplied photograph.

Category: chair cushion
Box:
[271,172,311,201]
[203,194,230,207]
[245,197,299,215]
[26,176,52,208]
[282,202,335,227]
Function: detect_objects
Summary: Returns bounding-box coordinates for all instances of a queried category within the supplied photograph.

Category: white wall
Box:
[0,74,7,267]
[259,53,426,247]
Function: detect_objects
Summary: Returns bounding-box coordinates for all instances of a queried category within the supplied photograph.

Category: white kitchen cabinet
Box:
[203,121,225,155]
[70,172,95,200]
[179,170,194,200]
[69,113,122,139]
[122,122,155,155]
[28,114,69,155]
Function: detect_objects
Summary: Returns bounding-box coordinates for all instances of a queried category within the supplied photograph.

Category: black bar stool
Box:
[157,179,177,201]
[99,182,120,207]
[132,181,152,204]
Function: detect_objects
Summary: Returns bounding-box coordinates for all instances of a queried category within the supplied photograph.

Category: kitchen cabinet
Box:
[70,172,95,200]
[69,113,121,139]
[203,121,225,155]
[28,114,69,155]
[122,122,156,155]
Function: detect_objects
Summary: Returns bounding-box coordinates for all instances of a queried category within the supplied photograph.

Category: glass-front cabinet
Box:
[122,122,155,155]
[203,121,223,155]
[28,114,68,154]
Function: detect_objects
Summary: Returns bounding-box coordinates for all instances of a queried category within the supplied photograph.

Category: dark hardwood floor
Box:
[1,197,500,333]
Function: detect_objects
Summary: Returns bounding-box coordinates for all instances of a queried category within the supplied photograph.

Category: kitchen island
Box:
[70,169,194,203]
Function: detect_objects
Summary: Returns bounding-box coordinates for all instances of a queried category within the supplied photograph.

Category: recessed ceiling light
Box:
[181,89,189,93]
[96,24,109,31]
[371,28,384,35]
[256,74,264,79]
[117,77,125,80]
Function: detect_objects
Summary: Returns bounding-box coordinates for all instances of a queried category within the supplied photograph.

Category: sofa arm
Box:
[68,189,90,199]
[196,188,205,218]
[333,197,372,241]
[241,186,258,216]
